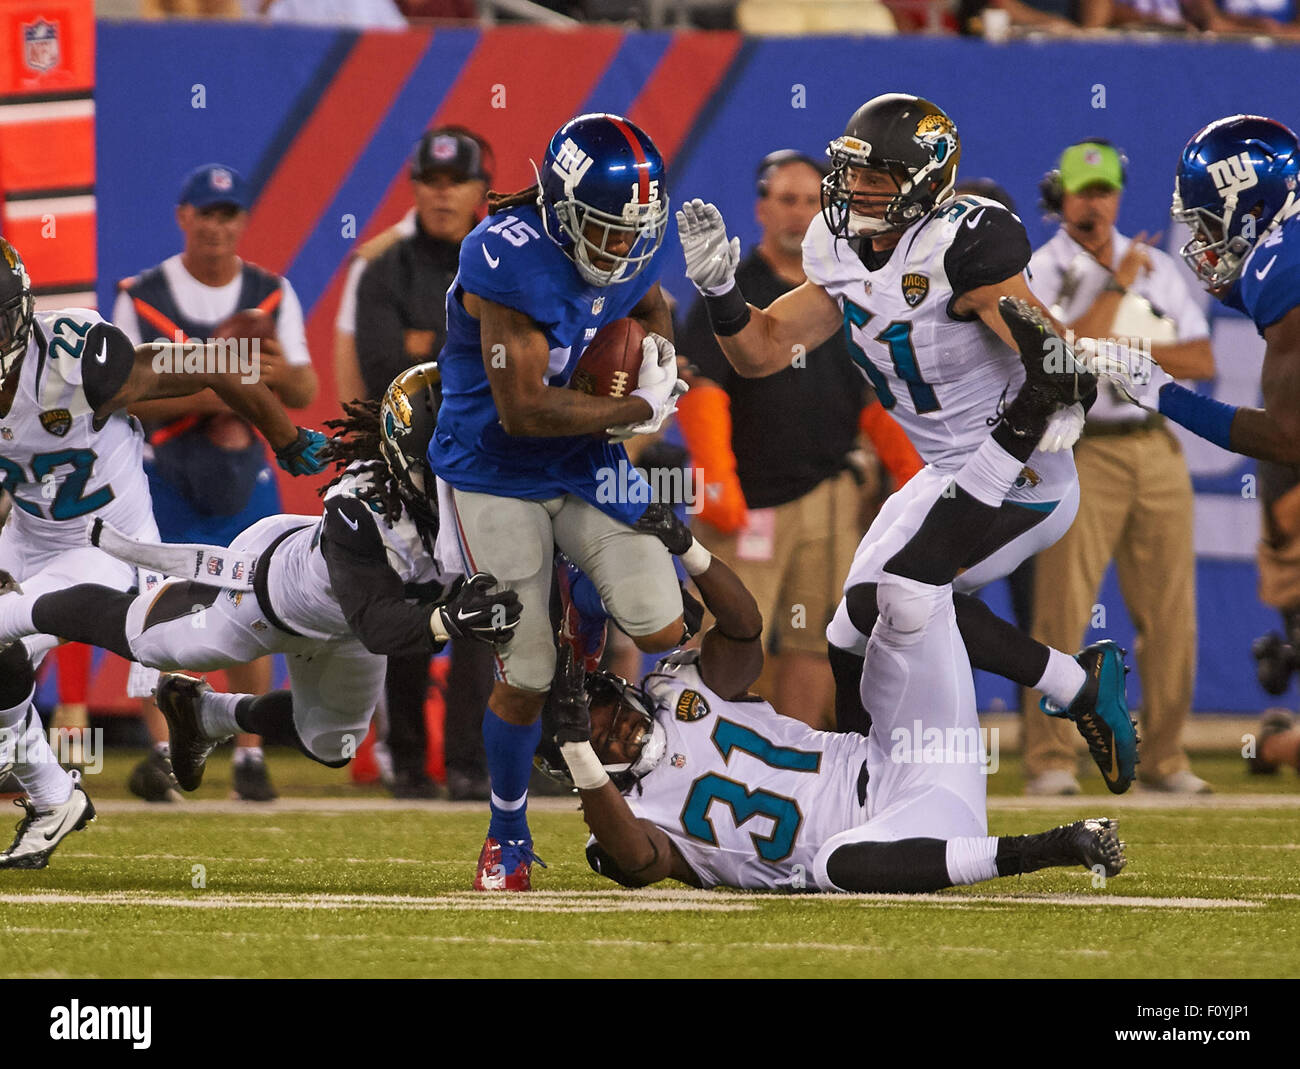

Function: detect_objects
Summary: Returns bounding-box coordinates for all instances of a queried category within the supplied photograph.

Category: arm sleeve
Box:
[354,255,410,399]
[320,494,444,658]
[81,322,141,413]
[944,206,1033,302]
[275,278,312,367]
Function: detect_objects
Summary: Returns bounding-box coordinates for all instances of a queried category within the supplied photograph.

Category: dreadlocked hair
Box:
[487,184,540,214]
[317,397,405,527]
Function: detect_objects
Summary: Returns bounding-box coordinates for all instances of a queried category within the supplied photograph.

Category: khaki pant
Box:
[1022,428,1196,781]
[694,469,861,657]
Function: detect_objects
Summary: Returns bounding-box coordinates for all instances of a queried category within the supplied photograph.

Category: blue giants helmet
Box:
[537,113,669,287]
[1172,115,1300,289]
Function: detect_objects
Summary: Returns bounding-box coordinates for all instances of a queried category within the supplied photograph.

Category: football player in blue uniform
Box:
[1096,114,1300,464]
[427,113,688,890]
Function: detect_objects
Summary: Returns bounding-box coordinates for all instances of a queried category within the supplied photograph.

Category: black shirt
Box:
[354,219,462,400]
[681,251,868,510]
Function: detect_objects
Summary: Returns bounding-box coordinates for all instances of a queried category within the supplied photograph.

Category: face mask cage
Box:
[549,194,669,287]
[588,678,666,789]
[0,280,34,383]
[821,138,927,238]
[1173,199,1252,288]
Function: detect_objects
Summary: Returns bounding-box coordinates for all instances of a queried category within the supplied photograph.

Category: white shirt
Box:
[112,254,312,369]
[334,210,418,335]
[1029,228,1209,422]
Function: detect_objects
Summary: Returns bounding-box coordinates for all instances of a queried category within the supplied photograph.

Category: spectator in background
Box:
[351,127,495,800]
[677,150,920,733]
[1187,0,1300,34]
[958,0,1108,33]
[115,163,319,803]
[142,0,244,15]
[255,0,407,25]
[1022,140,1215,795]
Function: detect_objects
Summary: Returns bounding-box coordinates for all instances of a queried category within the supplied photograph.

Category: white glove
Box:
[676,198,741,296]
[1087,341,1173,412]
[630,333,679,411]
[1039,402,1086,453]
[608,380,688,442]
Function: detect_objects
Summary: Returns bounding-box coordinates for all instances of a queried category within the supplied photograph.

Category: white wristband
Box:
[560,741,611,791]
[679,539,712,576]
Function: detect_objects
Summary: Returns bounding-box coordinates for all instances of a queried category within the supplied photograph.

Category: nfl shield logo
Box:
[592,296,605,314]
[432,136,457,161]
[901,273,930,308]
[23,19,60,74]
[39,409,72,437]
[206,555,224,577]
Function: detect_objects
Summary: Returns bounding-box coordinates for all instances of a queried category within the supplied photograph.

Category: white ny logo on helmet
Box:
[1207,152,1259,198]
[551,138,594,196]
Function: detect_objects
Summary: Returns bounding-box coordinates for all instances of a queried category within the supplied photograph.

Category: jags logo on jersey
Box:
[39,409,71,437]
[902,273,930,308]
[674,690,710,722]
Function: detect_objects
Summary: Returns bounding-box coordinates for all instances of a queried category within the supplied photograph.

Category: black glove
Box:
[550,646,591,746]
[432,573,522,644]
[274,427,329,476]
[634,502,694,556]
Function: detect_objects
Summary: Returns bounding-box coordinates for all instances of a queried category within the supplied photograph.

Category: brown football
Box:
[567,317,646,400]
[213,308,278,341]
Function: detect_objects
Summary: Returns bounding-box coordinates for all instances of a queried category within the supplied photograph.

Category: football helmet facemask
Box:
[822,94,961,238]
[537,113,669,287]
[0,239,35,384]
[1172,114,1300,290]
[536,672,667,792]
[379,362,442,554]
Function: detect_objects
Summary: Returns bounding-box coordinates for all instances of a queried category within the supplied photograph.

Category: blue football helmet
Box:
[1172,114,1300,289]
[536,113,668,287]
[0,238,35,383]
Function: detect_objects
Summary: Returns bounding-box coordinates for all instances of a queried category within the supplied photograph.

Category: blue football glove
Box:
[275,427,329,476]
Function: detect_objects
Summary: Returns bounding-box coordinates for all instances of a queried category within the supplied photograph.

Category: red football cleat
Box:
[473,836,546,891]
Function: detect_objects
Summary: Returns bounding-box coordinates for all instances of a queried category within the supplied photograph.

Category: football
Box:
[567,317,646,400]
[213,308,278,342]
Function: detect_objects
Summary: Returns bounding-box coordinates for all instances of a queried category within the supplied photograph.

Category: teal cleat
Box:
[1041,640,1139,794]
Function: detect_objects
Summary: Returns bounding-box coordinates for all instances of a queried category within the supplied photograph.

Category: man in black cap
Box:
[350,126,495,799]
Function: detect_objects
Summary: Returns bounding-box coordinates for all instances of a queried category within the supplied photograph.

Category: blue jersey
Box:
[428,203,658,523]
[1222,214,1300,333]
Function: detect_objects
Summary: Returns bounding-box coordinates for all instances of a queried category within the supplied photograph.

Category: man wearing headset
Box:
[1022,139,1217,795]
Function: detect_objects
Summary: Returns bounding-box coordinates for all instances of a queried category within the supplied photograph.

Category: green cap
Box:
[1058,142,1124,194]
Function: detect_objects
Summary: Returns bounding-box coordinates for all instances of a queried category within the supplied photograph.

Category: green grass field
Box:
[2,749,1298,979]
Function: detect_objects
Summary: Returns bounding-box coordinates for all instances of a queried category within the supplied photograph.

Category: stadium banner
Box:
[92,23,1300,713]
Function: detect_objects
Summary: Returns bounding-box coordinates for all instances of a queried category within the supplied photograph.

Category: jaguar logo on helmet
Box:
[902,273,930,308]
[385,382,413,431]
[39,409,71,437]
[913,114,957,164]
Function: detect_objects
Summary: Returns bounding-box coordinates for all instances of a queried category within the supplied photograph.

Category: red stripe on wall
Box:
[627,32,742,163]
[240,29,432,276]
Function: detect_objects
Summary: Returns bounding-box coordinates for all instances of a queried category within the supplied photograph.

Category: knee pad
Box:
[876,576,941,636]
[0,642,36,710]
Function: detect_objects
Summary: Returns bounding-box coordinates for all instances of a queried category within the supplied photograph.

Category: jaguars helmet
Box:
[822,93,961,238]
[537,113,669,287]
[535,671,667,793]
[0,238,35,384]
[379,362,442,552]
[1172,114,1300,290]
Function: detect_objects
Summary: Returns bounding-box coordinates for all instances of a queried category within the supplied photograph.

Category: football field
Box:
[2,750,1298,980]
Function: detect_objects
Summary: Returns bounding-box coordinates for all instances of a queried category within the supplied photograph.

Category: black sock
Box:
[825,838,953,892]
[828,641,872,735]
[883,487,999,586]
[953,593,1050,687]
[31,585,135,660]
[235,691,351,769]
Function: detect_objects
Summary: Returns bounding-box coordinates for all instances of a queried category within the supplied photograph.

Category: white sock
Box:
[11,705,73,809]
[1037,649,1087,709]
[945,836,1001,885]
[954,437,1027,508]
[0,593,38,646]
[234,745,263,765]
[198,691,243,740]
[153,740,170,758]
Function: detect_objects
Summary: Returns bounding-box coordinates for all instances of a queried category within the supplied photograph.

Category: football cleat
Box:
[127,747,182,803]
[1042,640,1139,794]
[998,296,1096,407]
[473,836,547,892]
[0,770,95,870]
[232,752,278,802]
[154,673,216,792]
[1246,709,1296,774]
[1005,817,1126,878]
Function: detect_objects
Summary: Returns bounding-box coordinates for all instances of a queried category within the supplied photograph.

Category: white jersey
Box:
[625,653,871,891]
[263,463,446,641]
[0,309,155,548]
[803,196,1075,502]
